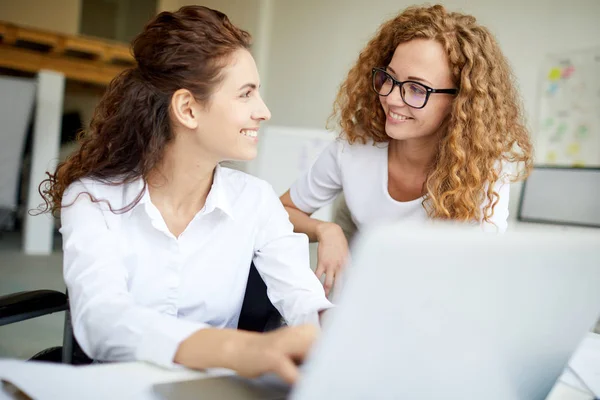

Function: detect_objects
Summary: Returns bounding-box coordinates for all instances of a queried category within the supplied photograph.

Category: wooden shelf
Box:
[0,21,136,86]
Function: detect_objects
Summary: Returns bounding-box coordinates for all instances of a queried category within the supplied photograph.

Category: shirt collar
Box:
[203,164,235,220]
[121,177,148,217]
[124,164,235,220]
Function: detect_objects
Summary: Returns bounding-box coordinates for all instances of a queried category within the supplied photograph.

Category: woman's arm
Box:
[282,140,345,242]
[279,140,351,294]
[280,190,348,296]
[175,325,318,384]
[255,182,334,320]
[280,190,340,243]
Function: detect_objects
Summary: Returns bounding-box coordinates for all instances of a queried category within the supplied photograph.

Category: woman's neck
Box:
[146,142,217,216]
[388,135,438,175]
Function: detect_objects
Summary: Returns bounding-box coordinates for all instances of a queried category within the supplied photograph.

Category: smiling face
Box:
[196,48,271,162]
[379,39,455,142]
[170,48,271,165]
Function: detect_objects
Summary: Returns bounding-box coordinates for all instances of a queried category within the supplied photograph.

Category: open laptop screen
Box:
[518,167,600,228]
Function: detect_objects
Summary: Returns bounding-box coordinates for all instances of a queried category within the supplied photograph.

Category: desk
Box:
[1,333,599,399]
[0,364,591,400]
[0,361,230,400]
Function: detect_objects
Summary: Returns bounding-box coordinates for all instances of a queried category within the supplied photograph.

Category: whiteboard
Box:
[535,47,600,167]
[518,167,600,228]
[253,125,336,221]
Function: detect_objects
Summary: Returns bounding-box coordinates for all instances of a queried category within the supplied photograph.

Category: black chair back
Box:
[238,263,282,332]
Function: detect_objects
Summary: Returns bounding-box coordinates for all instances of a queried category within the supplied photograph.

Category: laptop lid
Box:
[292,223,600,400]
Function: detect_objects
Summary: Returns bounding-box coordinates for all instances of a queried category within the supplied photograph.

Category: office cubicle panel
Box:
[518,167,600,228]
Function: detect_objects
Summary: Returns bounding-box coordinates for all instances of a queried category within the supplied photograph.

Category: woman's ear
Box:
[171,89,199,130]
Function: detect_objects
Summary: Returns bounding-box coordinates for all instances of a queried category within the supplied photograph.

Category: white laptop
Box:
[155,222,600,400]
[292,222,600,399]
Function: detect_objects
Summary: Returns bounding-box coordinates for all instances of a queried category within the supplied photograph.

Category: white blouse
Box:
[290,139,510,233]
[60,165,332,368]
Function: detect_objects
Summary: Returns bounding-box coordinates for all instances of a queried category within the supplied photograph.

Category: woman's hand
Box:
[175,325,318,384]
[231,325,318,384]
[315,222,349,296]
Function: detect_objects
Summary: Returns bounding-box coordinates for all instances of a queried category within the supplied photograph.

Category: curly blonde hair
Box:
[330,4,533,223]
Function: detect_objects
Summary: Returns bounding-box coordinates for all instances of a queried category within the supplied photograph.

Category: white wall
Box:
[264,0,600,219]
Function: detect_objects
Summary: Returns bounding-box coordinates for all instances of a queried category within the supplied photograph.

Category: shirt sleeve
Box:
[60,180,208,368]
[253,182,334,326]
[289,140,344,214]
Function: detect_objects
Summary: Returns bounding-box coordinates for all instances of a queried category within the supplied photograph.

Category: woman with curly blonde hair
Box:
[280,4,533,295]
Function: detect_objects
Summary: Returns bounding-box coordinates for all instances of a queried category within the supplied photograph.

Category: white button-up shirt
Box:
[60,165,332,368]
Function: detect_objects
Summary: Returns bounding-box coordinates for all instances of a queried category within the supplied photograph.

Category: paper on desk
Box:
[547,383,595,400]
[0,358,217,400]
[0,359,84,399]
[560,369,593,395]
[568,332,600,397]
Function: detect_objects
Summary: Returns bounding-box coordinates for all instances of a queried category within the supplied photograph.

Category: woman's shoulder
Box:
[330,137,388,174]
[217,166,278,201]
[63,176,142,209]
[335,136,388,159]
[65,177,116,197]
[217,166,289,223]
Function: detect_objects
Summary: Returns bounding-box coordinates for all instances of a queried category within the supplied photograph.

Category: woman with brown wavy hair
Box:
[38,6,331,383]
[280,4,533,295]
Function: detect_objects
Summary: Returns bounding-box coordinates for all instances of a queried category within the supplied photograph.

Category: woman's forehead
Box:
[219,49,260,90]
[388,39,453,86]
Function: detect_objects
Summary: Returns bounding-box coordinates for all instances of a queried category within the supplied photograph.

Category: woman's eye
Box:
[409,84,426,95]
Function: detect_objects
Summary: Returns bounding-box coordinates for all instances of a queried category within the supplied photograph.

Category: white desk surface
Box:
[1,333,598,400]
[0,360,226,400]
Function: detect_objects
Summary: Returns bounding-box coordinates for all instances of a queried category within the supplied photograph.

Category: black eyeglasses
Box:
[371,67,458,109]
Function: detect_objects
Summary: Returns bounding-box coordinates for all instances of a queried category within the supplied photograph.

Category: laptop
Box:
[153,372,290,399]
[154,222,600,400]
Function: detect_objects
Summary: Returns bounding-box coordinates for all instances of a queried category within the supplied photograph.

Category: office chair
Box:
[0,263,282,364]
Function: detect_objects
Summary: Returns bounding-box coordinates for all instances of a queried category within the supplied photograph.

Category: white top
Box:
[60,165,332,368]
[290,139,510,233]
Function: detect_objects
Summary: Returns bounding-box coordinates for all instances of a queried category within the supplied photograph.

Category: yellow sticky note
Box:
[548,68,561,81]
[572,161,586,168]
[567,143,580,155]
[546,151,557,163]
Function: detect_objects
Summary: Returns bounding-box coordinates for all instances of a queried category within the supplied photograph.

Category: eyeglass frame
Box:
[371,67,458,109]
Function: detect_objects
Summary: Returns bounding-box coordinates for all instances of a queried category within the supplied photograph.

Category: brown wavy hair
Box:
[38,6,251,217]
[330,4,533,223]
